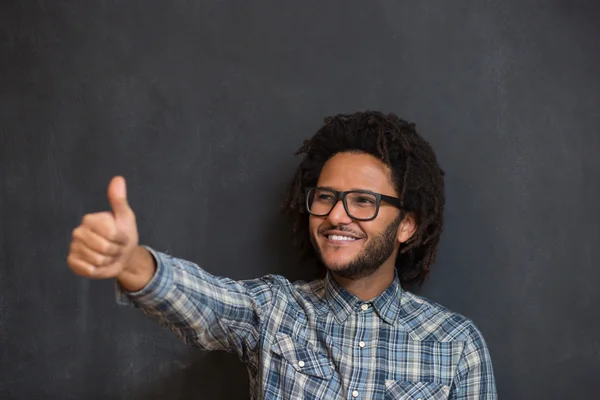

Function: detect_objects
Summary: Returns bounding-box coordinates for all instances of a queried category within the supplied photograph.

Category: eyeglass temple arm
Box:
[380,193,404,209]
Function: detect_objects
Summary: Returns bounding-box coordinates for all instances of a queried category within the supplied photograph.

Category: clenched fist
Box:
[68,176,155,290]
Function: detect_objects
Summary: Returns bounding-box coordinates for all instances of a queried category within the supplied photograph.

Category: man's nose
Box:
[327,200,353,225]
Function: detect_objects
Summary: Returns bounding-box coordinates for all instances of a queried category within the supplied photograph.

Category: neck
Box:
[331,263,396,301]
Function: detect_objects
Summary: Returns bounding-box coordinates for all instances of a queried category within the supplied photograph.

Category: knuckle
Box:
[72,240,86,255]
[68,244,78,257]
[72,226,82,240]
[93,253,106,266]
[67,258,87,276]
[68,253,80,265]
[99,242,112,254]
[82,213,94,225]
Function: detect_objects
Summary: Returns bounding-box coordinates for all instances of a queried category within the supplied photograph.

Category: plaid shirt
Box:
[118,246,497,399]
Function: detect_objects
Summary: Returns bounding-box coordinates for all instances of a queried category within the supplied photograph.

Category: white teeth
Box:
[329,235,357,241]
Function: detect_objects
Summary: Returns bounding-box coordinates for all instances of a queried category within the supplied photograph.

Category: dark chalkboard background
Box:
[1,1,599,399]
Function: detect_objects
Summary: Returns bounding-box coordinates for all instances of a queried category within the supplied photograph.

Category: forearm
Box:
[117,247,275,355]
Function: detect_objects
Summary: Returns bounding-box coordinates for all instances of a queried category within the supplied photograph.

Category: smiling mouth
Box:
[327,234,358,241]
[327,235,356,242]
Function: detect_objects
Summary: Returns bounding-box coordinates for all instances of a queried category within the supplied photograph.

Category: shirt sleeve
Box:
[450,322,498,399]
[115,245,276,359]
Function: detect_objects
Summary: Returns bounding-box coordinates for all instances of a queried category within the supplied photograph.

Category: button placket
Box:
[352,303,370,399]
[358,303,370,350]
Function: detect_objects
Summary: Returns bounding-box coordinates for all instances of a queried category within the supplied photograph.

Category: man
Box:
[68,111,497,399]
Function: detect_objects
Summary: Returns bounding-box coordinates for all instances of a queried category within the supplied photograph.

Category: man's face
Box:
[309,152,414,280]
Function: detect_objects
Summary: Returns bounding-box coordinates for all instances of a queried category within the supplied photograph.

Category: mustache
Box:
[318,225,364,237]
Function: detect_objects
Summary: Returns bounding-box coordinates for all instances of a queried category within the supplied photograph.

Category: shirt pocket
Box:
[384,380,450,400]
[271,331,334,380]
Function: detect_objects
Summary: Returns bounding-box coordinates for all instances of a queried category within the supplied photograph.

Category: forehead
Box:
[317,152,396,194]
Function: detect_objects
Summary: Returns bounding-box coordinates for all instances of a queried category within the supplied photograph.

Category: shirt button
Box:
[298,361,305,367]
[352,390,359,397]
[359,341,366,348]
[361,304,369,311]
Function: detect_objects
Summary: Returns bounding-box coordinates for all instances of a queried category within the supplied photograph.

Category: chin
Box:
[322,261,377,280]
[321,256,356,272]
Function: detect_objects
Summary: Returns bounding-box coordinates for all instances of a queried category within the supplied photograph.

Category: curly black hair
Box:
[281,111,445,288]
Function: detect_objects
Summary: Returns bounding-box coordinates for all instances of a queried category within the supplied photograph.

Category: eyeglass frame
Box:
[304,186,404,221]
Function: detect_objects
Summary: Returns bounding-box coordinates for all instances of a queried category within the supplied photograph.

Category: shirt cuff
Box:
[115,245,174,307]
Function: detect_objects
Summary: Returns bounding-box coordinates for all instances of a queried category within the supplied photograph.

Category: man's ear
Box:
[397,213,417,244]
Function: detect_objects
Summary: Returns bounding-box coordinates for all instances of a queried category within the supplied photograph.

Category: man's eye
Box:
[318,194,335,201]
[356,196,375,204]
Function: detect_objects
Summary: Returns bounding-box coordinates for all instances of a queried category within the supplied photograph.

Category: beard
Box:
[310,214,403,280]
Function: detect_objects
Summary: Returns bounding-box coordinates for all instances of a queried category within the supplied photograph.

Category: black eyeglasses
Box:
[305,187,404,221]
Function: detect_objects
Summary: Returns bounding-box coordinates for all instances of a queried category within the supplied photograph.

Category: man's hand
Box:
[67,176,153,289]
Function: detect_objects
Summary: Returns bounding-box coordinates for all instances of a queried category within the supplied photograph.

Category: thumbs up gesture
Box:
[68,176,139,279]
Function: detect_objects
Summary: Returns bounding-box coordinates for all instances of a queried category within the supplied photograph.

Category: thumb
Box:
[108,176,132,220]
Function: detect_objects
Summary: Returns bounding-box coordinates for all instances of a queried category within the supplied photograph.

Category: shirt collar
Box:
[324,270,402,325]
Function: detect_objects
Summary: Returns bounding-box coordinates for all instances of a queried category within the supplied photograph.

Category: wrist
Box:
[117,245,156,292]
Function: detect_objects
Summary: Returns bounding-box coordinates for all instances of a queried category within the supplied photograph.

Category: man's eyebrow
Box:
[316,185,376,192]
[316,185,337,191]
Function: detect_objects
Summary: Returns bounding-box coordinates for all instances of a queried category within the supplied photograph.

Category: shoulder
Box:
[241,274,325,300]
[399,290,486,344]
[240,274,329,318]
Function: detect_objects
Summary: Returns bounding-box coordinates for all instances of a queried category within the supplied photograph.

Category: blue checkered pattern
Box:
[118,246,497,399]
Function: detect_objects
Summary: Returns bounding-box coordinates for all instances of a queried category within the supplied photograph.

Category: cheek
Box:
[308,216,320,235]
[360,219,391,241]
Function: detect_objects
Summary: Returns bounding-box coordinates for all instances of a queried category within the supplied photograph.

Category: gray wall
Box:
[1,1,599,398]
